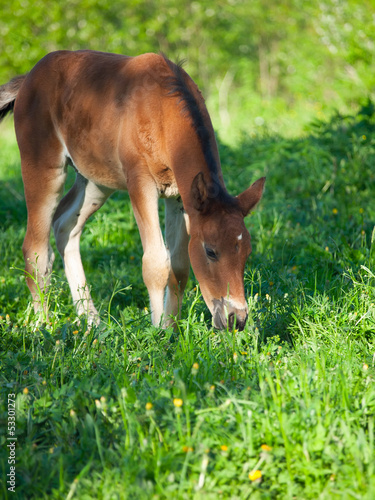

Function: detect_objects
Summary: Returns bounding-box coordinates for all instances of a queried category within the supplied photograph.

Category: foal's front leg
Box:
[129,179,170,326]
[164,197,190,326]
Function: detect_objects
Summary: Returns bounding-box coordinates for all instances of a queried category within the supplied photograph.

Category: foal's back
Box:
[14,50,187,193]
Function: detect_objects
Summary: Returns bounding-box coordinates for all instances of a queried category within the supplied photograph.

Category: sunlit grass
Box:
[1,107,375,498]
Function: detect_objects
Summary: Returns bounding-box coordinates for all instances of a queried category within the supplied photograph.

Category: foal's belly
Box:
[68,143,180,198]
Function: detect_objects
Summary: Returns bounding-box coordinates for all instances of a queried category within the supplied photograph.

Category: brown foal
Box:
[0,50,265,330]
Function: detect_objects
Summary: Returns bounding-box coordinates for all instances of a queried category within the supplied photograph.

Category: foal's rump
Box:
[12,50,166,191]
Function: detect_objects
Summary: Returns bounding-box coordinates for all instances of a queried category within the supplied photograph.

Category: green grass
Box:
[0,103,375,499]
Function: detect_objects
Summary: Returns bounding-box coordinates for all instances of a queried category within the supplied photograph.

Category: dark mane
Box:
[162,55,239,210]
[162,55,219,176]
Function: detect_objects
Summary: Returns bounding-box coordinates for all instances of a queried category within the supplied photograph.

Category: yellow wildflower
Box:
[261,444,272,452]
[145,402,153,411]
[221,445,228,452]
[23,387,29,395]
[249,470,262,481]
[173,398,183,408]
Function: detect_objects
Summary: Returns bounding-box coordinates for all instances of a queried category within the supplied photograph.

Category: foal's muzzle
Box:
[213,299,248,331]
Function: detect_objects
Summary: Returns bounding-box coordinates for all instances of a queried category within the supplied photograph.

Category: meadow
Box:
[0,102,375,499]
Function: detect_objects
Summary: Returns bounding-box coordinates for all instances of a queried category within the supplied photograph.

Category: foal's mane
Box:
[162,55,218,177]
[162,55,239,213]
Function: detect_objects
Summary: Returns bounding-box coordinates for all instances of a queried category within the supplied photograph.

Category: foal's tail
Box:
[0,75,27,121]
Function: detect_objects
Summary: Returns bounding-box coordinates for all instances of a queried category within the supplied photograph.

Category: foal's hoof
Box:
[87,312,101,327]
[78,310,100,328]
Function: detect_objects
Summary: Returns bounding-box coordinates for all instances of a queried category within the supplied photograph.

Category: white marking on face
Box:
[237,233,243,241]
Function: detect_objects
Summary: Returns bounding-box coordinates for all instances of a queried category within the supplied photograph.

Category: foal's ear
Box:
[237,177,266,216]
[191,172,209,212]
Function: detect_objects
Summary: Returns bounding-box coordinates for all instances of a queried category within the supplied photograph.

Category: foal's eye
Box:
[205,246,218,261]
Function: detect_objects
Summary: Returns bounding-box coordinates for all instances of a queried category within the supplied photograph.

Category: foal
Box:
[0,50,265,330]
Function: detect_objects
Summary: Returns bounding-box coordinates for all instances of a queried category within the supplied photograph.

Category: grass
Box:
[0,102,375,499]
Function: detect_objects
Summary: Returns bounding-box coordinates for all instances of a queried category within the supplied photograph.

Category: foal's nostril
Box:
[236,314,248,332]
[228,312,235,330]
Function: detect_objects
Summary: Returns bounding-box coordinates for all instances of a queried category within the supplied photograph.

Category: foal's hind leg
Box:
[21,154,67,318]
[164,197,190,326]
[53,173,113,323]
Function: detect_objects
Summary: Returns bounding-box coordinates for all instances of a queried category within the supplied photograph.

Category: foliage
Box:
[0,0,374,139]
[0,101,375,498]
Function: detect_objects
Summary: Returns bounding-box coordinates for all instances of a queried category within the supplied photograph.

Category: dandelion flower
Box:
[363,363,369,371]
[261,444,272,452]
[221,445,228,451]
[249,470,262,481]
[192,362,199,370]
[332,208,338,215]
[182,445,193,452]
[23,387,29,395]
[173,398,183,408]
[145,402,153,411]
[72,330,78,335]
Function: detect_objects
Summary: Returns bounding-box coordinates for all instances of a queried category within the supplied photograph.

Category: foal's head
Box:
[187,173,265,331]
